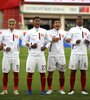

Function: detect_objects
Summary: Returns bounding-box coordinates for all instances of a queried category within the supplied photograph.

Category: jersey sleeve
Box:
[22,31,30,47]
[43,30,52,48]
[19,30,24,41]
[0,31,4,43]
[66,28,76,45]
[88,32,90,50]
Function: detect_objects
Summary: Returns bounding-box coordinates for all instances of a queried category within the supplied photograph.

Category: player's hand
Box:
[65,38,71,43]
[31,43,37,49]
[41,46,46,51]
[25,43,30,47]
[84,39,90,45]
[52,37,60,42]
[0,43,3,50]
[6,47,11,52]
[76,40,81,44]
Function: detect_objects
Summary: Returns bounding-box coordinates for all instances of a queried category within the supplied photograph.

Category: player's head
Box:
[33,16,41,28]
[53,19,61,30]
[8,18,16,31]
[76,15,83,26]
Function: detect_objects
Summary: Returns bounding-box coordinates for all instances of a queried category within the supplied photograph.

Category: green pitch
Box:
[0,47,90,100]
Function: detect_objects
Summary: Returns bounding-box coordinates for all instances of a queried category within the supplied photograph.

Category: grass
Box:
[0,47,90,100]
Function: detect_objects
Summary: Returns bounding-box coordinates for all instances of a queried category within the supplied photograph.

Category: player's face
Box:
[76,16,83,26]
[33,18,41,28]
[53,21,61,30]
[8,21,16,31]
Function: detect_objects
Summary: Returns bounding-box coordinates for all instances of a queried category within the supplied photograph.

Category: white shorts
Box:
[26,55,46,73]
[2,56,20,73]
[69,54,88,70]
[88,45,90,50]
[47,56,66,72]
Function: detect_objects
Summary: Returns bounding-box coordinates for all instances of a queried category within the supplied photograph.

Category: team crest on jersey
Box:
[40,33,44,37]
[15,35,18,38]
[0,32,2,34]
[61,35,64,38]
[83,32,87,36]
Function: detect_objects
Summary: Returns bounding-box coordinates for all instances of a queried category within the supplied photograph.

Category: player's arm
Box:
[22,32,37,49]
[84,31,90,46]
[52,36,60,42]
[19,30,24,46]
[0,42,11,52]
[24,40,37,49]
[41,42,49,51]
[0,43,4,50]
[30,43,37,49]
[65,30,81,45]
[22,32,30,48]
[5,47,11,52]
[41,30,51,51]
[84,39,89,45]
[66,38,81,45]
[0,32,4,50]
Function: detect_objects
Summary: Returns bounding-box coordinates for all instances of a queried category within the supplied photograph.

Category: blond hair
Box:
[8,19,16,24]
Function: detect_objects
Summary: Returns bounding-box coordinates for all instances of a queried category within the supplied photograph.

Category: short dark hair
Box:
[52,19,61,25]
[76,15,83,19]
[33,16,40,20]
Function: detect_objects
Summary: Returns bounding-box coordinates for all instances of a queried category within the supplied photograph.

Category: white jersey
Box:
[67,26,90,55]
[22,27,48,56]
[0,29,23,57]
[47,28,66,57]
[88,33,90,50]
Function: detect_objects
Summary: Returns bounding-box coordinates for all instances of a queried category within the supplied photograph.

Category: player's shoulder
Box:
[3,29,8,32]
[2,29,8,35]
[59,29,66,33]
[0,30,4,35]
[26,29,33,34]
[14,29,22,33]
[14,29,23,36]
[47,29,53,33]
[83,27,90,33]
[39,28,47,35]
[39,27,47,32]
[69,27,76,31]
[68,27,77,34]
